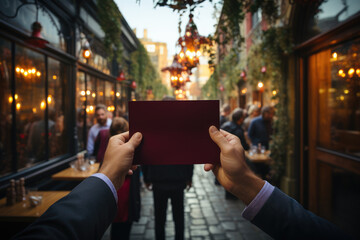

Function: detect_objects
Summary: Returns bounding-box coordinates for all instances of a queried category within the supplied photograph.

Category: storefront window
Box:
[87,75,96,124]
[305,0,360,41]
[0,38,12,177]
[76,71,87,151]
[314,38,360,157]
[15,45,46,169]
[0,0,67,51]
[48,58,68,158]
[105,81,115,114]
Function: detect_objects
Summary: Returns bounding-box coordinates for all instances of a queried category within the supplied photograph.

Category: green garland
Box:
[130,44,168,100]
[260,26,293,185]
[97,0,123,63]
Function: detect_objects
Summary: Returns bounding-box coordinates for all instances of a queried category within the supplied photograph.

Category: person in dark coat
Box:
[142,164,193,240]
[220,108,249,151]
[94,117,140,240]
[219,103,231,126]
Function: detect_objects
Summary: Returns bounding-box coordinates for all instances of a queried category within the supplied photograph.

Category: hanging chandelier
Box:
[161,55,187,90]
[177,14,209,75]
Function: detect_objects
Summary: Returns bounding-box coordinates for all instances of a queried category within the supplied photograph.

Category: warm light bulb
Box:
[31,68,36,74]
[332,52,337,60]
[86,90,91,95]
[36,71,41,77]
[339,95,345,101]
[32,108,37,113]
[14,94,18,100]
[89,105,94,111]
[179,52,184,58]
[8,96,13,103]
[47,95,52,104]
[83,49,91,59]
[196,50,201,57]
[116,92,120,97]
[80,90,86,96]
[110,91,114,95]
[341,73,346,78]
[186,31,191,37]
[272,90,277,96]
[258,82,264,88]
[52,75,57,80]
[344,89,349,94]
[175,76,178,80]
[356,69,360,77]
[338,69,344,75]
[100,92,103,96]
[40,101,46,110]
[27,69,32,74]
[92,93,96,98]
[241,88,247,94]
[20,68,24,73]
[179,77,183,82]
[348,68,355,77]
[186,50,191,56]
[16,103,21,110]
[16,67,20,73]
[24,72,28,77]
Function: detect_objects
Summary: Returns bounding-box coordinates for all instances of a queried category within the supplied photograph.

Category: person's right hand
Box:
[205,126,264,205]
[99,131,142,190]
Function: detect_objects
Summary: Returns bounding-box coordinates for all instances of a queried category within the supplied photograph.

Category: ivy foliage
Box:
[260,26,293,185]
[130,44,168,100]
[201,49,240,99]
[97,0,123,63]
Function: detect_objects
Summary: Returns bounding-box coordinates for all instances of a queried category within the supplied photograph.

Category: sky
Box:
[115,0,221,59]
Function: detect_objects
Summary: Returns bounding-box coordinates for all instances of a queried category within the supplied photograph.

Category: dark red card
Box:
[129,100,220,165]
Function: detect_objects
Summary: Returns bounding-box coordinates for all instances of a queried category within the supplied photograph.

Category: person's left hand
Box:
[99,131,142,190]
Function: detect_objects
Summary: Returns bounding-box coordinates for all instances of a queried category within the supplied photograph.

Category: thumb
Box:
[209,126,228,150]
[127,132,142,149]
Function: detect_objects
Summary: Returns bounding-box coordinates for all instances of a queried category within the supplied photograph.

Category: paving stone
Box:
[192,219,206,225]
[221,221,237,231]
[190,229,210,237]
[226,231,244,239]
[131,225,146,234]
[213,234,229,240]
[209,225,224,235]
[144,229,154,239]
[206,217,219,225]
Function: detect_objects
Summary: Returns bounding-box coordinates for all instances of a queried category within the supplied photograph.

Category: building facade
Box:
[0,0,139,194]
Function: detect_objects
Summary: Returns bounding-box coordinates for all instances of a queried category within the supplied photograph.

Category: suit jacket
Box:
[13,177,116,240]
[252,187,353,240]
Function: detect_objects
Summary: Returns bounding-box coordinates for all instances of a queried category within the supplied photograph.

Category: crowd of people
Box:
[12,101,354,240]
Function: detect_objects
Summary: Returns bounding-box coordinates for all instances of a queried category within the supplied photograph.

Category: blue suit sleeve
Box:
[251,188,354,240]
[13,177,117,240]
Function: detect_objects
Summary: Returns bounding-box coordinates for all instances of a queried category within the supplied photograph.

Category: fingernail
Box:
[210,126,217,133]
[134,132,142,140]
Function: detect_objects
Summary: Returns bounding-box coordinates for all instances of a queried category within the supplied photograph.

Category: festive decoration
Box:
[162,56,187,89]
[82,45,91,59]
[117,71,126,81]
[177,14,209,74]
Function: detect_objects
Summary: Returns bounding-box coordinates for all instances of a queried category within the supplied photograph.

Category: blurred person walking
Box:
[94,117,140,240]
[248,106,274,150]
[220,103,231,126]
[87,104,112,156]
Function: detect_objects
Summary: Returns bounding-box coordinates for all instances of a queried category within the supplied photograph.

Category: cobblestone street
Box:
[103,165,272,240]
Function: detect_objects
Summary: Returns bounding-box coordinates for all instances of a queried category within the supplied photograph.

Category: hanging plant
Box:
[97,0,123,63]
[130,44,168,100]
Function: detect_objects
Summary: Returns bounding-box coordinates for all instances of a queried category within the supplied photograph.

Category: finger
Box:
[126,132,142,148]
[204,163,213,171]
[111,131,129,145]
[220,129,240,144]
[209,126,229,150]
[130,165,138,171]
[127,169,133,175]
[212,164,220,177]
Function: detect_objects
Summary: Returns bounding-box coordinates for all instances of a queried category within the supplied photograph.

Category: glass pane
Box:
[0,0,67,51]
[87,75,96,124]
[0,38,13,177]
[96,78,105,105]
[316,38,360,157]
[76,71,86,151]
[105,81,115,115]
[305,0,360,41]
[318,163,360,237]
[15,45,46,169]
[48,58,68,158]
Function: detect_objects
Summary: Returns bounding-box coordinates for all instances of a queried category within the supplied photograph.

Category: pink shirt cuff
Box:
[241,181,275,221]
[91,173,118,204]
